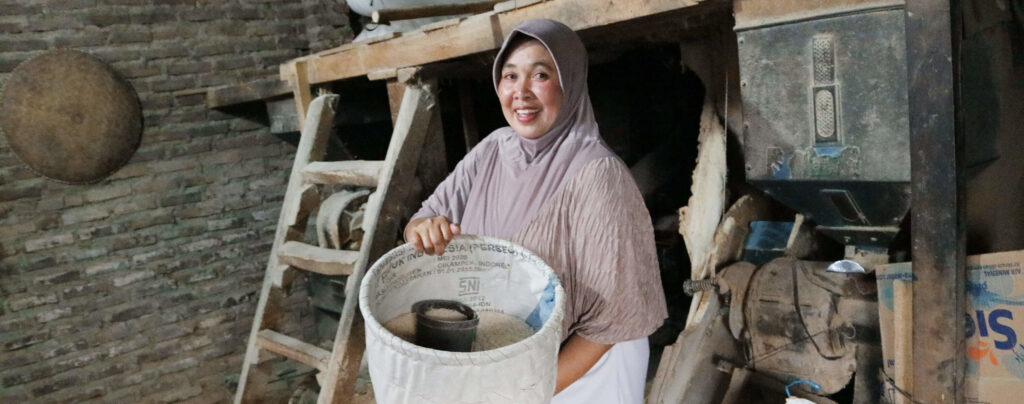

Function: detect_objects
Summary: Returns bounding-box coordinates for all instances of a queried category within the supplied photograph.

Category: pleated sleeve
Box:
[564,157,668,344]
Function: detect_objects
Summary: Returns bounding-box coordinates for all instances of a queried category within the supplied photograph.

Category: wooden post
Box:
[905,0,965,403]
[386,76,448,218]
[385,79,406,126]
[459,81,480,150]
[289,60,314,130]
[893,273,914,404]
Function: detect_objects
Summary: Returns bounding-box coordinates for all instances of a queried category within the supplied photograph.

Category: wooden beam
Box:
[385,80,406,125]
[206,78,291,108]
[905,0,964,403]
[287,60,314,130]
[255,330,331,371]
[301,161,384,187]
[281,0,706,85]
[277,241,360,276]
[372,1,502,23]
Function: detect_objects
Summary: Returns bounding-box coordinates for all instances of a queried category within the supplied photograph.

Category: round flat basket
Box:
[0,49,142,184]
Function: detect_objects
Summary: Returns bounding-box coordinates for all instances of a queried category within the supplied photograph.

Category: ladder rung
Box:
[302,161,384,186]
[255,330,330,371]
[278,241,359,275]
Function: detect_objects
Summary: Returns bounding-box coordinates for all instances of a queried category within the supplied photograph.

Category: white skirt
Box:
[551,337,649,404]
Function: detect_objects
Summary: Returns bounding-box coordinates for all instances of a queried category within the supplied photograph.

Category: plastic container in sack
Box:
[413,299,479,352]
[359,235,565,404]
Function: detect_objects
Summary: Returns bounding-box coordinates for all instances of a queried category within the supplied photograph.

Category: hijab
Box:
[413,19,617,238]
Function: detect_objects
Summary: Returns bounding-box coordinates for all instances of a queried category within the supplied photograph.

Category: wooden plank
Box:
[679,98,728,283]
[256,330,331,371]
[278,241,360,276]
[302,161,383,187]
[893,276,914,404]
[371,1,501,23]
[385,80,406,125]
[421,17,464,32]
[206,78,291,108]
[284,184,319,228]
[285,0,705,84]
[679,99,728,330]
[493,0,542,13]
[784,213,816,259]
[289,60,314,130]
[317,81,438,404]
[905,0,965,403]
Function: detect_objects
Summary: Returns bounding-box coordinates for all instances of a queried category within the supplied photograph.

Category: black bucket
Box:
[412,299,479,352]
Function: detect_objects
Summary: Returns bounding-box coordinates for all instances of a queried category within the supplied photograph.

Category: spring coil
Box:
[682,278,718,296]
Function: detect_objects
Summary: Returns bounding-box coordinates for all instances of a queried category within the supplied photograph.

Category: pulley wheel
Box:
[1,49,142,184]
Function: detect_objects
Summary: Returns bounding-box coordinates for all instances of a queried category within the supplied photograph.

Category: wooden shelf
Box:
[206,78,292,109]
[204,0,727,110]
[282,0,712,85]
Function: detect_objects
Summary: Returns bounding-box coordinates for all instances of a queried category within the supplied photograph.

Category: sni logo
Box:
[459,277,480,296]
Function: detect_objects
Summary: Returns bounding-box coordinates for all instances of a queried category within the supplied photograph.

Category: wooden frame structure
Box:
[207,0,728,115]
[208,0,968,402]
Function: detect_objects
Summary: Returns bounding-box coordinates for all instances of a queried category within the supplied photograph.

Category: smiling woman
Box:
[402,19,667,403]
[497,38,563,139]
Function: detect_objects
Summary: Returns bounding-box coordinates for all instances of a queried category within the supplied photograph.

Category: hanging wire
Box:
[740,264,855,365]
[791,263,848,360]
[880,368,931,404]
[785,379,822,397]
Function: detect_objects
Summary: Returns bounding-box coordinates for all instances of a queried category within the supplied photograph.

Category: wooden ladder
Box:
[234,80,438,404]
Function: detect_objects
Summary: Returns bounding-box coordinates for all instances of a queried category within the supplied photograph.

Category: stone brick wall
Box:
[0,1,351,402]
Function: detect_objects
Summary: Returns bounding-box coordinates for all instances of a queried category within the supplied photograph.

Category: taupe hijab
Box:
[411,19,614,237]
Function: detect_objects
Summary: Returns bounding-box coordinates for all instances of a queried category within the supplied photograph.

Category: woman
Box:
[404,19,667,403]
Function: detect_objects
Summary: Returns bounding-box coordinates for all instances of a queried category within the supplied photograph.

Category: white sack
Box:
[359,235,566,404]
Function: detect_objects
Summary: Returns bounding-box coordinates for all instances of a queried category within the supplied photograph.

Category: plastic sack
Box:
[359,235,566,404]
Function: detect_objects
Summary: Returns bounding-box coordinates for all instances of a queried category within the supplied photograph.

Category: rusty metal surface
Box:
[744,257,857,395]
[905,0,965,402]
[738,6,910,182]
[736,5,914,247]
[733,0,904,30]
[0,49,142,184]
[720,261,758,340]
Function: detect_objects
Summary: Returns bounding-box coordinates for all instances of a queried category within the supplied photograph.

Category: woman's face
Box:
[498,39,563,139]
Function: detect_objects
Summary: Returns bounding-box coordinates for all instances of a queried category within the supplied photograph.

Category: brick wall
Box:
[0,1,351,402]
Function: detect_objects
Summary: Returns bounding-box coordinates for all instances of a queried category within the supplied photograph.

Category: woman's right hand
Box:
[404,216,461,255]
